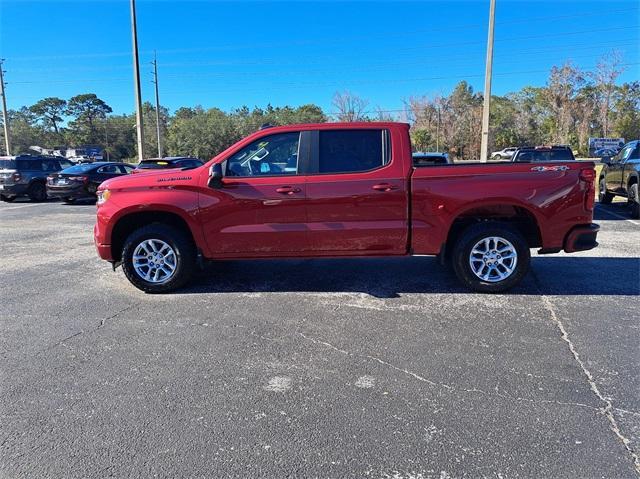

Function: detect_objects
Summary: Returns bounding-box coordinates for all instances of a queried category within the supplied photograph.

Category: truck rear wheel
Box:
[451,222,530,293]
[121,223,196,293]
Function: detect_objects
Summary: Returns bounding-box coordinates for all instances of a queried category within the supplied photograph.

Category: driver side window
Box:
[226,132,300,177]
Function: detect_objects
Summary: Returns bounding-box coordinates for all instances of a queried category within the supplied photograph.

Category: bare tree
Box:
[332,91,369,122]
[590,50,624,136]
[544,62,584,144]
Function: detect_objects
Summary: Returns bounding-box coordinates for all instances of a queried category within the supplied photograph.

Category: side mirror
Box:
[208,163,224,188]
[601,156,611,165]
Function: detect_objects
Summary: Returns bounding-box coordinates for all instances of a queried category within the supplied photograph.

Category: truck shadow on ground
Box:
[183,256,640,297]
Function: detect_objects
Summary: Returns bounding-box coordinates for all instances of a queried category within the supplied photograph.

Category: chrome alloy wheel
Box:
[132,239,177,284]
[469,236,518,283]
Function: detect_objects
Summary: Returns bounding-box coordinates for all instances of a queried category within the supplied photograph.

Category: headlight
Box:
[96,189,111,206]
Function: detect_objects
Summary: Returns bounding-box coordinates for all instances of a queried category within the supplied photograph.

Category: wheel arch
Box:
[443,203,542,259]
[110,210,197,262]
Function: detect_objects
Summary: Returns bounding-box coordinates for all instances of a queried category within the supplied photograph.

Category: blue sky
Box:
[1,0,638,117]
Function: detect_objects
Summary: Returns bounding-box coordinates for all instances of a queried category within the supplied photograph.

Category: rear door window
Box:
[41,159,59,171]
[97,165,119,174]
[317,129,389,174]
[17,159,41,170]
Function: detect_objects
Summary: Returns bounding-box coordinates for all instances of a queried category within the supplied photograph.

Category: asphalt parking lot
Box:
[1,199,638,478]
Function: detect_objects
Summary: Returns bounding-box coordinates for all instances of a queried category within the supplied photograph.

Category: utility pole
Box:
[151,51,162,158]
[436,104,441,152]
[130,0,145,162]
[479,0,496,162]
[0,60,11,156]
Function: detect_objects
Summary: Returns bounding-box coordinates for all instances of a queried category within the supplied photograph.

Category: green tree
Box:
[612,81,640,141]
[411,129,433,152]
[29,97,67,136]
[66,93,113,144]
[1,108,52,155]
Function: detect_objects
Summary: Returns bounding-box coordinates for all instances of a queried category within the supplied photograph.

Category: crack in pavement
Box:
[34,304,138,357]
[297,331,610,413]
[535,287,640,475]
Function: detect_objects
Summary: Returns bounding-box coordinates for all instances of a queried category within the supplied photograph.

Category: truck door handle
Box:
[372,183,397,192]
[275,186,301,195]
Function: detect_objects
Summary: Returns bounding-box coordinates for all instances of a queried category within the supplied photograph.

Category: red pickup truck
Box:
[94,122,599,293]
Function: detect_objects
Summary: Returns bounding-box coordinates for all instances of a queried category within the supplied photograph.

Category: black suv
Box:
[0,155,75,202]
[598,140,640,218]
[511,146,575,162]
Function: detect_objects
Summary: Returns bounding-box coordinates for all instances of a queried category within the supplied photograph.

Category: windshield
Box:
[514,149,574,162]
[0,159,16,169]
[61,164,97,174]
[137,160,174,169]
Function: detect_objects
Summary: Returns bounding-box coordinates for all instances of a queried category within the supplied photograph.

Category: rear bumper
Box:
[564,223,599,253]
[0,183,28,196]
[47,184,90,199]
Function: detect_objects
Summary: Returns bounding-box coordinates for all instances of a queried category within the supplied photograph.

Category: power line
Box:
[7,59,639,106]
[8,42,637,85]
[5,6,638,62]
[9,37,636,74]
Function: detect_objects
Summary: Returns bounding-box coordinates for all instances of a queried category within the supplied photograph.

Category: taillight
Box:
[69,176,89,184]
[580,168,595,211]
[11,172,21,182]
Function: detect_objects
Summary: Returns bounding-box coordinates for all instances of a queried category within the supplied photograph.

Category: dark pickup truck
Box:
[598,140,640,218]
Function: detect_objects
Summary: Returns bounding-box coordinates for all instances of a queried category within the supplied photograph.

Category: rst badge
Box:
[531,165,570,172]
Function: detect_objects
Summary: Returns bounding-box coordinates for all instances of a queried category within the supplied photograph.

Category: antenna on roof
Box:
[259,123,274,130]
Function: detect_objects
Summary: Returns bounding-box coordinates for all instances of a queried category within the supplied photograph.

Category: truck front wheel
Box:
[451,222,530,293]
[121,223,196,293]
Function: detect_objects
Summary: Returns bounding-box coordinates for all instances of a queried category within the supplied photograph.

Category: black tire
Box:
[598,177,614,204]
[121,223,196,293]
[629,183,640,219]
[451,222,531,293]
[0,194,16,202]
[87,183,98,195]
[27,182,47,202]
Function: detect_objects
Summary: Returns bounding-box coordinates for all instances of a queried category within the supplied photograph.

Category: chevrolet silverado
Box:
[94,122,599,293]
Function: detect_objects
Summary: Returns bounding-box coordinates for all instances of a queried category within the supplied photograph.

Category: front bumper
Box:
[94,223,113,261]
[564,223,600,253]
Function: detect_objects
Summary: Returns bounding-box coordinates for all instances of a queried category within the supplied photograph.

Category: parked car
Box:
[47,162,134,204]
[491,147,518,160]
[94,122,599,294]
[133,157,203,173]
[511,146,575,162]
[412,152,451,166]
[0,155,75,202]
[598,140,640,218]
